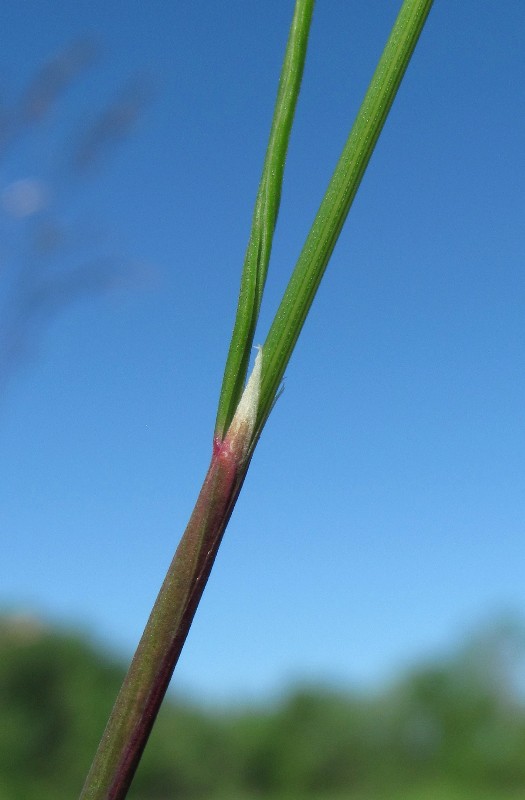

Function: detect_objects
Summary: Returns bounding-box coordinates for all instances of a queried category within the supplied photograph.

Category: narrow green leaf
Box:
[257,0,434,430]
[215,0,314,440]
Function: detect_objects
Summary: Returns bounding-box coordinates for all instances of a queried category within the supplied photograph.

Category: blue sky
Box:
[1,1,524,703]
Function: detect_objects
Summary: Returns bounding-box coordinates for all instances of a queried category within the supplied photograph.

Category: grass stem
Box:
[80,2,434,797]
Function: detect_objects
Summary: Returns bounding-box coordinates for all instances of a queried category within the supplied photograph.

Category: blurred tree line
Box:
[1,614,524,800]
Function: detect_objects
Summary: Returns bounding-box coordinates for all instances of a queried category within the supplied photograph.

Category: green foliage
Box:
[0,616,122,800]
[1,614,525,800]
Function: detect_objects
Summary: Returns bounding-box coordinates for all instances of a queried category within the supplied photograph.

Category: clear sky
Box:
[1,1,524,703]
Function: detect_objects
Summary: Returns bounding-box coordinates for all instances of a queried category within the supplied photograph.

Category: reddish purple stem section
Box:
[80,440,246,800]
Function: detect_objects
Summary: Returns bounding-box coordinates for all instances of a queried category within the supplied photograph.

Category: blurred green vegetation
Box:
[1,614,524,800]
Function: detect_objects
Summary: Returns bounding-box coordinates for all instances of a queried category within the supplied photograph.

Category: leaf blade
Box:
[215,0,315,439]
[258,0,434,429]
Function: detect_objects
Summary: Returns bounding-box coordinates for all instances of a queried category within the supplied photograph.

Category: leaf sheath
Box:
[79,442,247,800]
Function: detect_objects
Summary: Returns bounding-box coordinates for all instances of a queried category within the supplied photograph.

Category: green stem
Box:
[79,441,249,800]
[257,0,434,429]
[215,0,314,439]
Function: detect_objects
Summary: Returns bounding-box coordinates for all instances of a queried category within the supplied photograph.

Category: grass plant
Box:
[80,1,434,797]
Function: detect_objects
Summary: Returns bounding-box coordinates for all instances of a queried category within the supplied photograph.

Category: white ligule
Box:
[225,346,262,461]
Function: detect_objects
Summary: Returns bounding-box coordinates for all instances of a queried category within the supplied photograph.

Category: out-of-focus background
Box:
[1,614,525,800]
[1,1,524,798]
